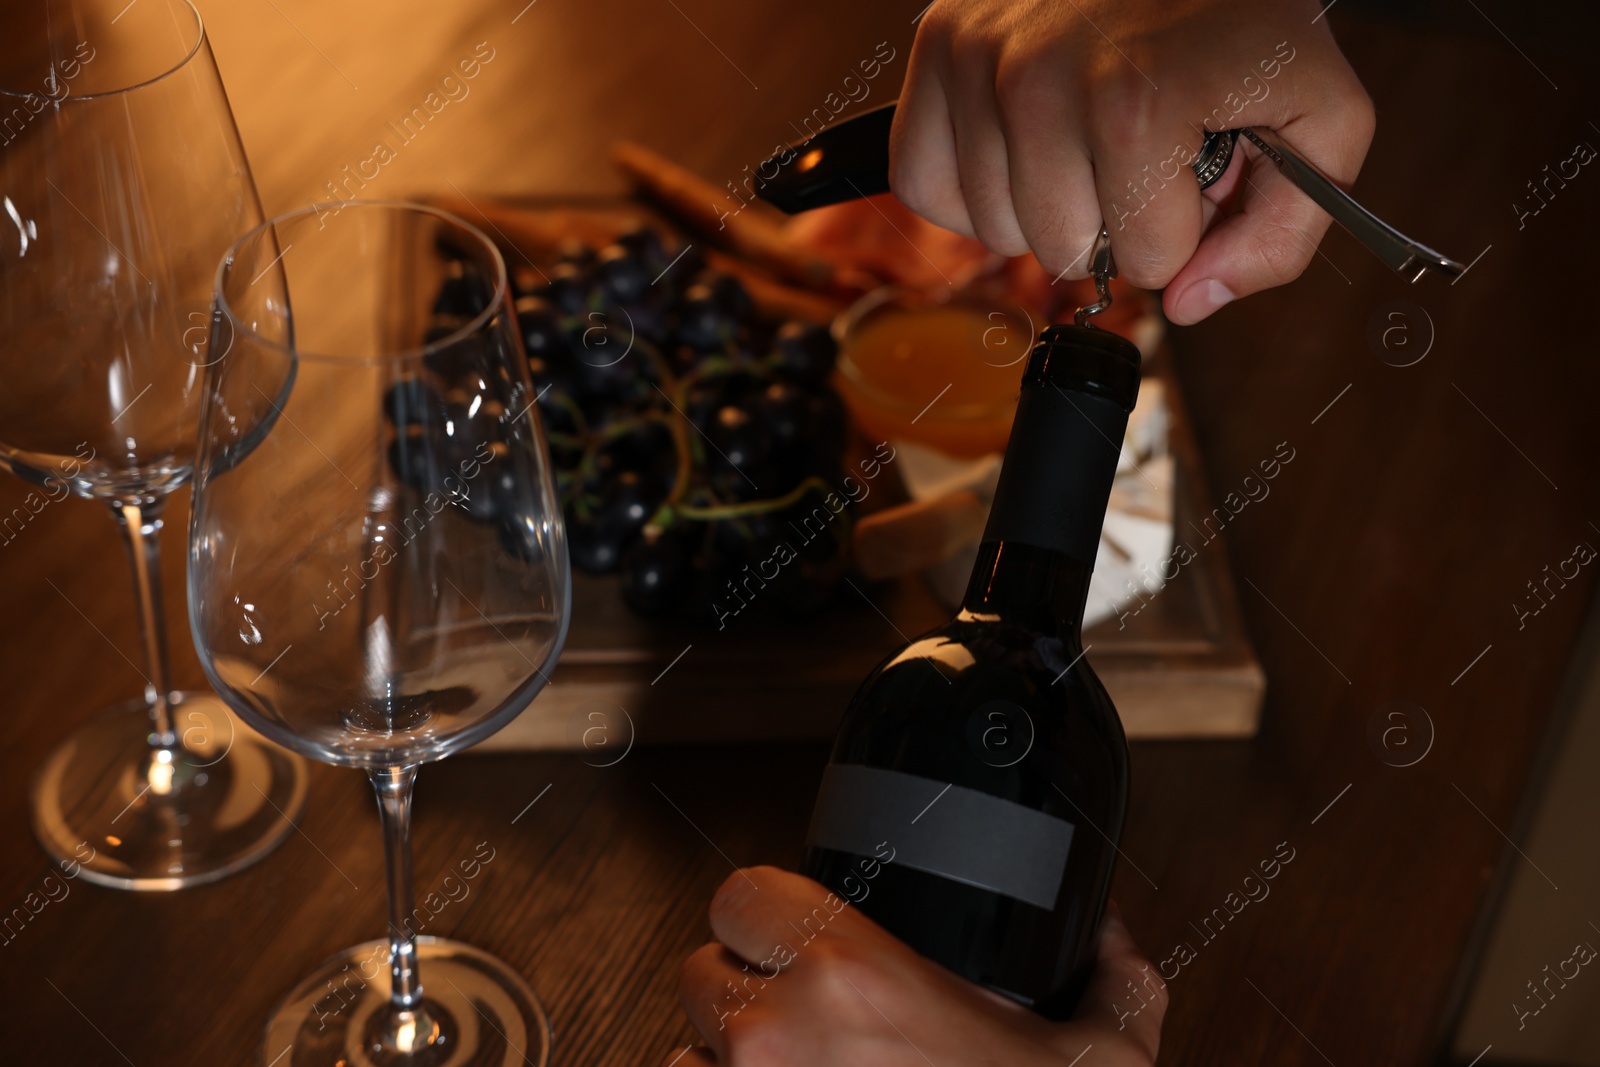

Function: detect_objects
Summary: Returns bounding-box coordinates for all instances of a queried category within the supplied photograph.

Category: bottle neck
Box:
[967,382,1131,635]
[960,540,1093,637]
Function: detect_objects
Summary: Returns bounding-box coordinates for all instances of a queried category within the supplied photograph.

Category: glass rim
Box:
[214,199,511,368]
[0,0,208,103]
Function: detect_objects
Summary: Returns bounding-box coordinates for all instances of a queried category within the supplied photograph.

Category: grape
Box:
[555,239,597,270]
[596,421,676,496]
[770,320,838,385]
[598,470,663,541]
[620,527,691,617]
[527,356,575,413]
[511,265,545,299]
[423,330,487,381]
[567,512,630,574]
[754,380,808,447]
[685,370,760,429]
[703,271,755,323]
[515,296,569,363]
[674,283,740,352]
[614,225,668,274]
[388,423,443,493]
[806,389,849,462]
[567,316,644,402]
[434,264,490,317]
[454,465,502,523]
[543,260,594,316]
[597,244,653,307]
[709,405,771,472]
[383,379,447,426]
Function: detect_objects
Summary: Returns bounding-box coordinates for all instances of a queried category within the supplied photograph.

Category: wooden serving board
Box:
[477,341,1264,753]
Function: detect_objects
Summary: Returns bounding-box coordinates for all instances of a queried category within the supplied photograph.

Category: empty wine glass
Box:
[0,0,307,888]
[189,201,570,1066]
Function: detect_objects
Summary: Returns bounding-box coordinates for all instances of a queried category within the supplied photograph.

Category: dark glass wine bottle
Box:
[802,323,1138,1018]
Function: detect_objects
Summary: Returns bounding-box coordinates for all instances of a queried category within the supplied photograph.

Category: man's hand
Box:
[892,0,1375,324]
[670,866,1167,1066]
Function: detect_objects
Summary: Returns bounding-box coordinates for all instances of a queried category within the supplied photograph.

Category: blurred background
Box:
[1,0,1597,1063]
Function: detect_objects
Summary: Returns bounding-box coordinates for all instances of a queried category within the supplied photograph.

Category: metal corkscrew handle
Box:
[1238,128,1465,281]
[1074,228,1118,327]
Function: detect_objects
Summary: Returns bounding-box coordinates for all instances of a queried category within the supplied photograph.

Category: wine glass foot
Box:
[262,937,551,1067]
[30,690,309,891]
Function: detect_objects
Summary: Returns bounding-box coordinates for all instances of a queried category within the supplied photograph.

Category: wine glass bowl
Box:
[192,204,568,769]
[190,202,569,1067]
[0,0,307,890]
[0,0,265,497]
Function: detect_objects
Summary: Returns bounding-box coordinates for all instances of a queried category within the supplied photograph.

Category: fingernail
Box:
[1170,278,1235,325]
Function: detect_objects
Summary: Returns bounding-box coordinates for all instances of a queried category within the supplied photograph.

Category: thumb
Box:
[1164,64,1375,324]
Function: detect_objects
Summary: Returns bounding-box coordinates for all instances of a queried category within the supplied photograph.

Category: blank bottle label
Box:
[806,764,1074,911]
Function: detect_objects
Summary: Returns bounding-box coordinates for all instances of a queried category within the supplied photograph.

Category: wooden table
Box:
[2,1,1597,1063]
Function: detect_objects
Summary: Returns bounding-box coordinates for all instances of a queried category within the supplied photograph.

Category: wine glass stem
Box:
[372,765,424,1010]
[110,498,177,747]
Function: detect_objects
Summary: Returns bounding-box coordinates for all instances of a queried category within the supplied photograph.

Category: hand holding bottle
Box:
[670,866,1165,1066]
[894,0,1376,323]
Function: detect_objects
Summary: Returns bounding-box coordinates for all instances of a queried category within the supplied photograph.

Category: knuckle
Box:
[945,26,995,71]
[1085,64,1160,142]
[993,47,1065,124]
[916,1,956,38]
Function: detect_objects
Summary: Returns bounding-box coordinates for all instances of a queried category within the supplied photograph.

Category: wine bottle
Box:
[802,323,1137,1018]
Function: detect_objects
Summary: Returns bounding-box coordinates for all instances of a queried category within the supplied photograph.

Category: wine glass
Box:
[189,201,570,1067]
[0,0,307,889]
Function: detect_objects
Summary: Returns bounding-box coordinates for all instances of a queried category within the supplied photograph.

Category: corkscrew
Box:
[1074,228,1118,328]
[755,103,1467,325]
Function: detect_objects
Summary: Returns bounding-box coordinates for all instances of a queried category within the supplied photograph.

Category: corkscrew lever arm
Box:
[1239,127,1464,282]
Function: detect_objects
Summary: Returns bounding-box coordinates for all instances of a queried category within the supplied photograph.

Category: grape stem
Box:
[581,333,804,530]
[621,337,698,512]
[672,475,832,521]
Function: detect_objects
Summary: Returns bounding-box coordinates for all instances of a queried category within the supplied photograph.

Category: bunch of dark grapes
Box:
[378,256,554,563]
[393,223,854,626]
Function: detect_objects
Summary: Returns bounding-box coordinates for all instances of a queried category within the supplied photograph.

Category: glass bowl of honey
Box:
[832,288,1039,458]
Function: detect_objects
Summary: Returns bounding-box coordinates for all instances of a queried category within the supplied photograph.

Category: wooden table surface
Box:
[3,1,1598,1064]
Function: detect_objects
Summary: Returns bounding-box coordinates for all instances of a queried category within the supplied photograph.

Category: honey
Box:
[834,296,1035,458]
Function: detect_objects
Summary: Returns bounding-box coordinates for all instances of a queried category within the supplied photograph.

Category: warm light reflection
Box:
[797,148,824,172]
[957,609,1001,623]
[885,636,973,675]
[148,747,175,794]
